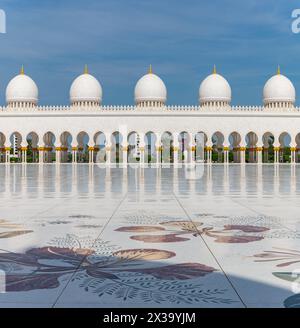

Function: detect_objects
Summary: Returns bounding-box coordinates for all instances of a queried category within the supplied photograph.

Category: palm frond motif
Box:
[253,248,300,267]
[0,238,235,305]
[0,219,33,239]
[115,220,270,244]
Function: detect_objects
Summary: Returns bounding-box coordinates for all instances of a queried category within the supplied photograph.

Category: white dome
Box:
[263,72,295,105]
[199,72,231,104]
[134,69,167,104]
[70,71,102,104]
[6,72,38,104]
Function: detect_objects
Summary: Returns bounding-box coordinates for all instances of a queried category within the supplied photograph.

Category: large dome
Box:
[70,66,102,104]
[134,66,167,105]
[6,67,38,105]
[199,67,231,105]
[263,69,295,105]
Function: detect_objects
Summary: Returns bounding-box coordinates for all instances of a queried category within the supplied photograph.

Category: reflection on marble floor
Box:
[0,164,300,308]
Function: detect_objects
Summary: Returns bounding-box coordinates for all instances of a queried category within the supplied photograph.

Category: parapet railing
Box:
[0,104,299,113]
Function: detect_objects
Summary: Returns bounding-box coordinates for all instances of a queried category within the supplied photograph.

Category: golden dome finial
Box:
[84,64,89,74]
[20,65,24,75]
[277,65,281,75]
[213,64,217,74]
[148,64,152,74]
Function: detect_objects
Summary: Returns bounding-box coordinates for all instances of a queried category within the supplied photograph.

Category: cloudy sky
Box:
[0,0,299,105]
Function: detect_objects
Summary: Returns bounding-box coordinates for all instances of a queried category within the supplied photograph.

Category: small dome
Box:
[70,66,102,104]
[263,68,295,105]
[199,67,231,104]
[134,66,167,105]
[6,67,38,105]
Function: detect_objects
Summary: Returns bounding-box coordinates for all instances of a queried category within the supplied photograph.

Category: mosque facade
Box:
[0,65,299,164]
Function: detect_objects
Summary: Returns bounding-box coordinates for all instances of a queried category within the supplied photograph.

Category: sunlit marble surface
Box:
[0,164,300,308]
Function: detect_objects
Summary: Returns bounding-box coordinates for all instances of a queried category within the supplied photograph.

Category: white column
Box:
[72,147,77,163]
[19,145,25,163]
[55,148,61,164]
[248,133,257,163]
[188,133,195,164]
[88,147,94,164]
[188,144,195,164]
[173,142,179,167]
[224,145,229,164]
[274,145,280,163]
[122,143,128,166]
[21,150,25,163]
[240,145,246,164]
[106,144,111,165]
[139,132,145,167]
[155,133,161,166]
[274,146,280,164]
[206,144,212,164]
[291,146,296,164]
[39,148,44,164]
[140,144,145,166]
[5,148,10,163]
[256,145,263,164]
[156,144,161,165]
[5,150,10,163]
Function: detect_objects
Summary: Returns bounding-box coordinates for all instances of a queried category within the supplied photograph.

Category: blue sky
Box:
[0,0,300,105]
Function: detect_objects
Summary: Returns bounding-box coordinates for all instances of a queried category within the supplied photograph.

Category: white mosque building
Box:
[0,64,299,164]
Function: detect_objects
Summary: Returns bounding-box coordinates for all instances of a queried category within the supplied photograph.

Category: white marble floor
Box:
[0,164,300,308]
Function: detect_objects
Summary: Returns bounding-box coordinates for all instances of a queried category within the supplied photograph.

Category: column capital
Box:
[55,147,68,151]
